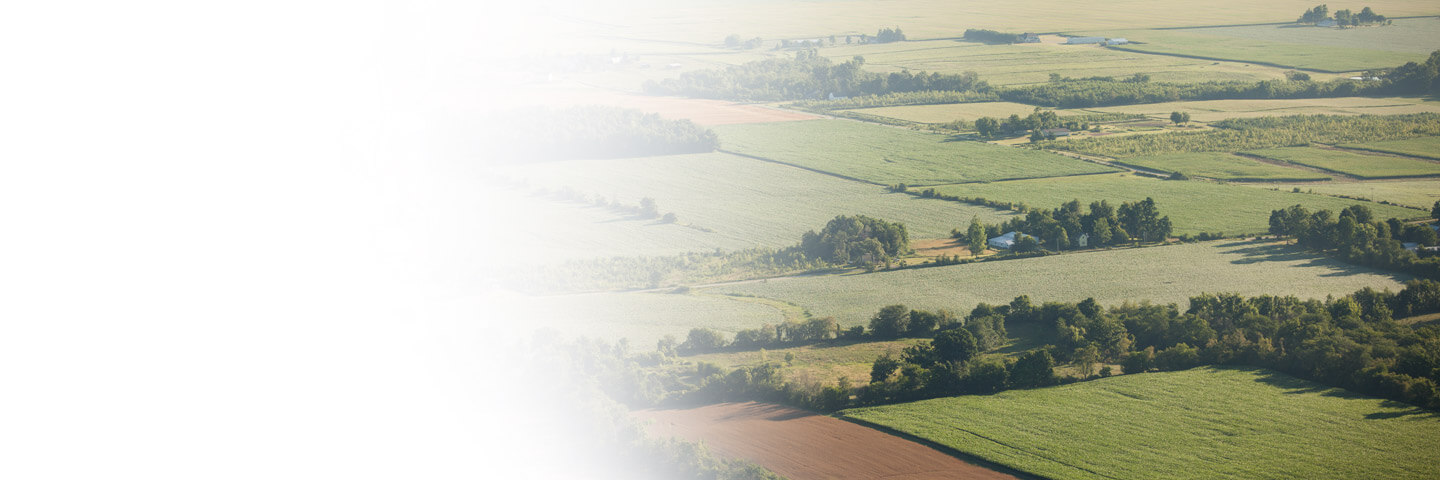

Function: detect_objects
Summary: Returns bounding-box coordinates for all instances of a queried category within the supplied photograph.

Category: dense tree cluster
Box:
[1269,204,1440,279]
[1048,113,1440,158]
[800,215,911,266]
[874,27,906,43]
[643,50,990,101]
[1299,5,1387,25]
[950,198,1172,251]
[997,78,1384,109]
[1386,51,1440,96]
[973,109,1092,138]
[493,106,718,161]
[790,90,999,110]
[961,29,1023,44]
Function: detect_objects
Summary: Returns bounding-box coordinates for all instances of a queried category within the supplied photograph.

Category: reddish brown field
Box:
[634,402,1022,480]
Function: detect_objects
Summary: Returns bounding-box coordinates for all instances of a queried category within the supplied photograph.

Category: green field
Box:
[928,173,1421,235]
[706,240,1409,326]
[1242,179,1440,209]
[1341,136,1440,161]
[496,152,1015,253]
[527,291,786,348]
[1104,28,1425,72]
[713,120,1118,185]
[1247,146,1440,178]
[685,338,926,387]
[1086,96,1440,122]
[1118,152,1330,181]
[841,367,1440,480]
[1167,17,1440,56]
[841,102,1083,124]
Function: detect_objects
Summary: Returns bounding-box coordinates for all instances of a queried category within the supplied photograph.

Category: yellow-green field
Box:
[707,240,1410,326]
[1341,136,1440,161]
[1118,152,1330,181]
[842,366,1440,480]
[1243,179,1440,210]
[684,338,927,387]
[1085,96,1440,122]
[1247,147,1440,179]
[1101,25,1432,72]
[1164,17,1440,55]
[840,102,1083,123]
[525,291,786,348]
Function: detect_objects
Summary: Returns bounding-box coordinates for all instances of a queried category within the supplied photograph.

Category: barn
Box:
[988,231,1038,250]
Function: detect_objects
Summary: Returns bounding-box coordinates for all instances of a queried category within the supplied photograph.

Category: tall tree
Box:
[933,328,979,364]
[967,216,988,255]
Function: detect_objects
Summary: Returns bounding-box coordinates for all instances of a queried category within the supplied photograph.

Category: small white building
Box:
[1019,33,1041,43]
[1106,38,1128,45]
[1403,242,1420,252]
[1077,233,1089,248]
[1065,36,1106,45]
[988,231,1038,250]
[1317,19,1338,27]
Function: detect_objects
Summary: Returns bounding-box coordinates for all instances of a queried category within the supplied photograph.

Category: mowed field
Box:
[495,152,1015,250]
[928,173,1423,235]
[1247,147,1440,179]
[1104,26,1428,72]
[1085,96,1440,122]
[1242,179,1440,210]
[841,102,1085,124]
[1117,152,1330,181]
[841,367,1440,480]
[707,240,1410,327]
[818,39,1287,86]
[714,120,1118,185]
[636,402,1023,480]
[1342,136,1440,161]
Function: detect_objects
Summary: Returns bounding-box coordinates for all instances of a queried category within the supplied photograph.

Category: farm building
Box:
[1077,233,1089,248]
[1316,19,1338,27]
[1106,38,1128,45]
[1403,242,1420,252]
[1065,36,1105,45]
[1019,33,1040,43]
[988,231,1037,250]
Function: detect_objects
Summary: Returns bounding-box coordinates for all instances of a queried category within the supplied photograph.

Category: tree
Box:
[1015,234,1041,253]
[1169,111,1190,125]
[724,34,742,48]
[870,305,911,338]
[974,117,999,137]
[967,216,988,255]
[1432,200,1439,221]
[1122,347,1155,374]
[933,328,980,364]
[908,310,940,335]
[1286,70,1312,81]
[639,197,660,218]
[870,353,900,383]
[1074,344,1101,377]
[679,327,727,353]
[1010,350,1056,387]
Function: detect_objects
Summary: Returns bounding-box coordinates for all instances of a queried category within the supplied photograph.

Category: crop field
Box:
[929,173,1420,235]
[1247,147,1440,178]
[1085,96,1440,123]
[841,367,1440,480]
[818,40,1286,86]
[1105,28,1424,72]
[1166,17,1440,56]
[684,339,926,387]
[1341,136,1440,161]
[527,291,784,348]
[1242,179,1440,210]
[840,102,1084,124]
[712,120,1118,185]
[1117,152,1329,181]
[706,239,1410,326]
[496,152,1015,250]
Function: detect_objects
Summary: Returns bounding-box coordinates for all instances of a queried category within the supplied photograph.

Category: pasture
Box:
[1117,152,1329,181]
[1105,28,1424,72]
[928,173,1422,235]
[685,339,927,388]
[1242,179,1440,210]
[526,291,784,348]
[1166,17,1440,56]
[1247,147,1440,179]
[1085,96,1440,123]
[495,152,1015,251]
[706,239,1410,327]
[1341,136,1440,161]
[712,120,1118,185]
[841,366,1440,480]
[840,102,1083,124]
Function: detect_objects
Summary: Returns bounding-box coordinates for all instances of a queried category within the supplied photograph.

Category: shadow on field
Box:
[1225,243,1316,264]
[1364,402,1440,420]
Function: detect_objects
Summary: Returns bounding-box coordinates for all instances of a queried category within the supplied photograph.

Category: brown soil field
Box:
[634,402,1024,480]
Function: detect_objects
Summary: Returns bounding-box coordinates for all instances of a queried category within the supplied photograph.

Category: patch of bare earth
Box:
[913,238,981,259]
[634,402,1023,480]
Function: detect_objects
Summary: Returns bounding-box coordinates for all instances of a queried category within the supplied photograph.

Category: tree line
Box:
[1269,204,1440,279]
[643,50,990,101]
[1298,5,1388,25]
[491,106,718,161]
[961,29,1025,44]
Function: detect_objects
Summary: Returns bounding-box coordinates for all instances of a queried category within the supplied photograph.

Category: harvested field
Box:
[1242,179,1440,209]
[841,102,1084,124]
[1086,96,1440,123]
[635,402,1024,480]
[1117,152,1330,181]
[1341,136,1440,161]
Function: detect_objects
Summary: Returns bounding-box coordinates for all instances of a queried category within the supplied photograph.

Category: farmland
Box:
[927,173,1422,235]
[706,239,1410,327]
[685,339,927,388]
[495,152,1014,251]
[1116,152,1329,181]
[840,102,1083,124]
[713,120,1118,185]
[1247,146,1440,178]
[1104,27,1427,72]
[1084,96,1440,123]
[1242,179,1440,210]
[525,291,784,348]
[1165,17,1440,56]
[1342,136,1440,161]
[841,367,1440,480]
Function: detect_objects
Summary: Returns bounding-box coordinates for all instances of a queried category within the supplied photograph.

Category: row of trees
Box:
[643,50,990,101]
[1298,5,1388,25]
[961,29,1024,44]
[874,27,906,44]
[955,198,1174,253]
[493,106,718,161]
[1269,204,1440,279]
[1048,113,1440,158]
[972,108,1091,138]
[998,77,1386,109]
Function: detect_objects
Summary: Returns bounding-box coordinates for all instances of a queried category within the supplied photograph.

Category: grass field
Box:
[841,366,1440,480]
[1341,136,1440,161]
[1085,96,1440,123]
[1247,147,1440,178]
[1241,179,1440,209]
[713,120,1118,185]
[928,173,1422,235]
[526,291,785,348]
[1105,28,1425,72]
[496,152,1015,251]
[1118,152,1330,181]
[684,339,927,387]
[1167,17,1440,56]
[840,102,1083,124]
[706,239,1410,326]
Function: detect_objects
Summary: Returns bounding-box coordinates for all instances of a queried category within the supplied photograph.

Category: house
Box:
[1403,242,1420,252]
[1065,36,1105,45]
[1077,233,1089,248]
[1040,128,1072,137]
[988,231,1038,250]
[1019,33,1041,43]
[1106,38,1128,45]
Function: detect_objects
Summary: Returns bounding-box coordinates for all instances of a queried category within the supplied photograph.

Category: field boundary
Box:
[834,415,1056,480]
[717,148,885,185]
[1105,45,1342,73]
[1330,144,1440,162]
[1241,151,1440,181]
